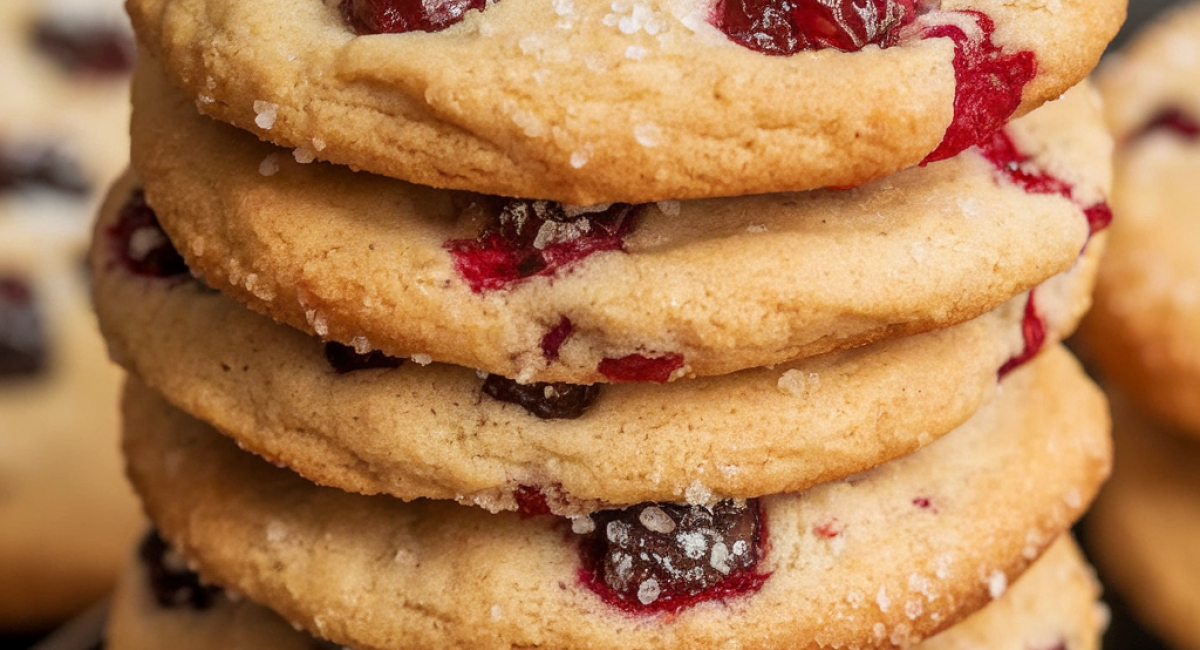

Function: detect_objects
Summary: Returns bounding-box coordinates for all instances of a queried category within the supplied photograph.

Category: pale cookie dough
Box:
[93,170,1105,513]
[0,0,141,632]
[104,534,1105,650]
[120,344,1111,650]
[131,63,1111,384]
[125,0,1122,203]
[1077,3,1200,438]
[1086,393,1200,650]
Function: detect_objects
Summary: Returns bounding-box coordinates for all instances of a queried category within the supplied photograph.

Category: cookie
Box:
[104,532,1105,650]
[0,0,142,632]
[1076,3,1200,438]
[93,168,1105,512]
[125,0,1122,203]
[1085,393,1200,650]
[120,342,1110,650]
[130,60,1111,384]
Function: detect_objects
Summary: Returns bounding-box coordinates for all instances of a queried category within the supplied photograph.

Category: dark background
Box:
[0,0,1187,649]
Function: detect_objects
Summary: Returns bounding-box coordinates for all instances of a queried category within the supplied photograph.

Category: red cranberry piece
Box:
[921,12,1037,164]
[0,276,47,379]
[482,373,599,419]
[541,317,573,361]
[32,19,136,76]
[107,189,189,279]
[339,0,486,35]
[1135,108,1200,141]
[997,289,1044,379]
[323,340,404,374]
[138,530,222,610]
[0,143,89,197]
[445,196,641,293]
[712,0,914,54]
[597,352,684,383]
[514,485,552,518]
[579,500,769,613]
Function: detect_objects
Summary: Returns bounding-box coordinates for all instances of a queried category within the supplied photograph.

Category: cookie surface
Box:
[131,62,1111,384]
[94,170,1105,512]
[121,344,1110,650]
[1077,3,1200,437]
[0,0,142,632]
[126,0,1122,203]
[1085,394,1200,650]
[104,533,1104,650]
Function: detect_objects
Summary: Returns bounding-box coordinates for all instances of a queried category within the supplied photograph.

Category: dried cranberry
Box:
[0,143,89,197]
[324,340,404,374]
[712,0,914,54]
[482,374,599,419]
[514,485,552,518]
[107,189,189,279]
[0,276,46,379]
[339,0,486,35]
[32,19,136,76]
[445,196,641,292]
[997,289,1045,379]
[579,500,769,613]
[1135,108,1200,141]
[920,12,1037,163]
[597,352,684,383]
[540,317,573,361]
[138,530,222,610]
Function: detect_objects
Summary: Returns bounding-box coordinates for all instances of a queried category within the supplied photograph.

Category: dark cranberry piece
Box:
[597,352,684,383]
[0,143,89,197]
[0,276,46,379]
[514,485,552,518]
[1135,108,1200,141]
[540,317,573,361]
[997,289,1045,379]
[107,189,189,279]
[921,11,1037,164]
[324,340,404,374]
[138,530,222,610]
[579,500,769,613]
[713,0,914,54]
[32,19,136,76]
[445,196,641,292]
[482,374,599,419]
[339,0,486,35]
[976,128,1112,240]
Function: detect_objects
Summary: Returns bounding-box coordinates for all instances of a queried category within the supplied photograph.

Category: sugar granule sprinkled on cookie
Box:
[411,353,433,365]
[777,369,820,397]
[293,147,316,164]
[634,123,662,147]
[876,585,891,612]
[259,154,281,177]
[986,570,1007,599]
[253,101,278,130]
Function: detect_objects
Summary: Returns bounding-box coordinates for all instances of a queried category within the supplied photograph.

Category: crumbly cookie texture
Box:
[93,169,1105,512]
[1086,394,1200,650]
[105,533,1103,650]
[121,344,1110,650]
[125,0,1122,203]
[1078,3,1200,438]
[0,0,141,631]
[130,63,1111,384]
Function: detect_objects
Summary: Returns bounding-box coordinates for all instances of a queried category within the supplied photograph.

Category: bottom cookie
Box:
[1086,394,1200,650]
[105,532,1104,650]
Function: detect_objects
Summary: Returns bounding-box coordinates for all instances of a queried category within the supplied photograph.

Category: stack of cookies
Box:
[91,1,1124,648]
[1076,5,1200,649]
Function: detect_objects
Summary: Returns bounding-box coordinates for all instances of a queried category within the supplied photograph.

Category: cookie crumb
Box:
[253,101,278,130]
[684,480,713,504]
[777,370,820,397]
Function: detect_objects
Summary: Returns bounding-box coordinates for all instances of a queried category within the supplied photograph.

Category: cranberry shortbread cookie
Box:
[0,0,142,631]
[1086,394,1200,650]
[121,343,1110,650]
[1077,3,1200,437]
[105,532,1105,650]
[125,0,1122,203]
[93,170,1105,513]
[131,62,1111,384]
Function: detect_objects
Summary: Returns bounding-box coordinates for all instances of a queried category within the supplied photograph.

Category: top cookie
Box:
[1077,3,1200,437]
[126,0,1123,203]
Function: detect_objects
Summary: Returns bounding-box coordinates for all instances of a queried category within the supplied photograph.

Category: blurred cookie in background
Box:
[0,0,141,634]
